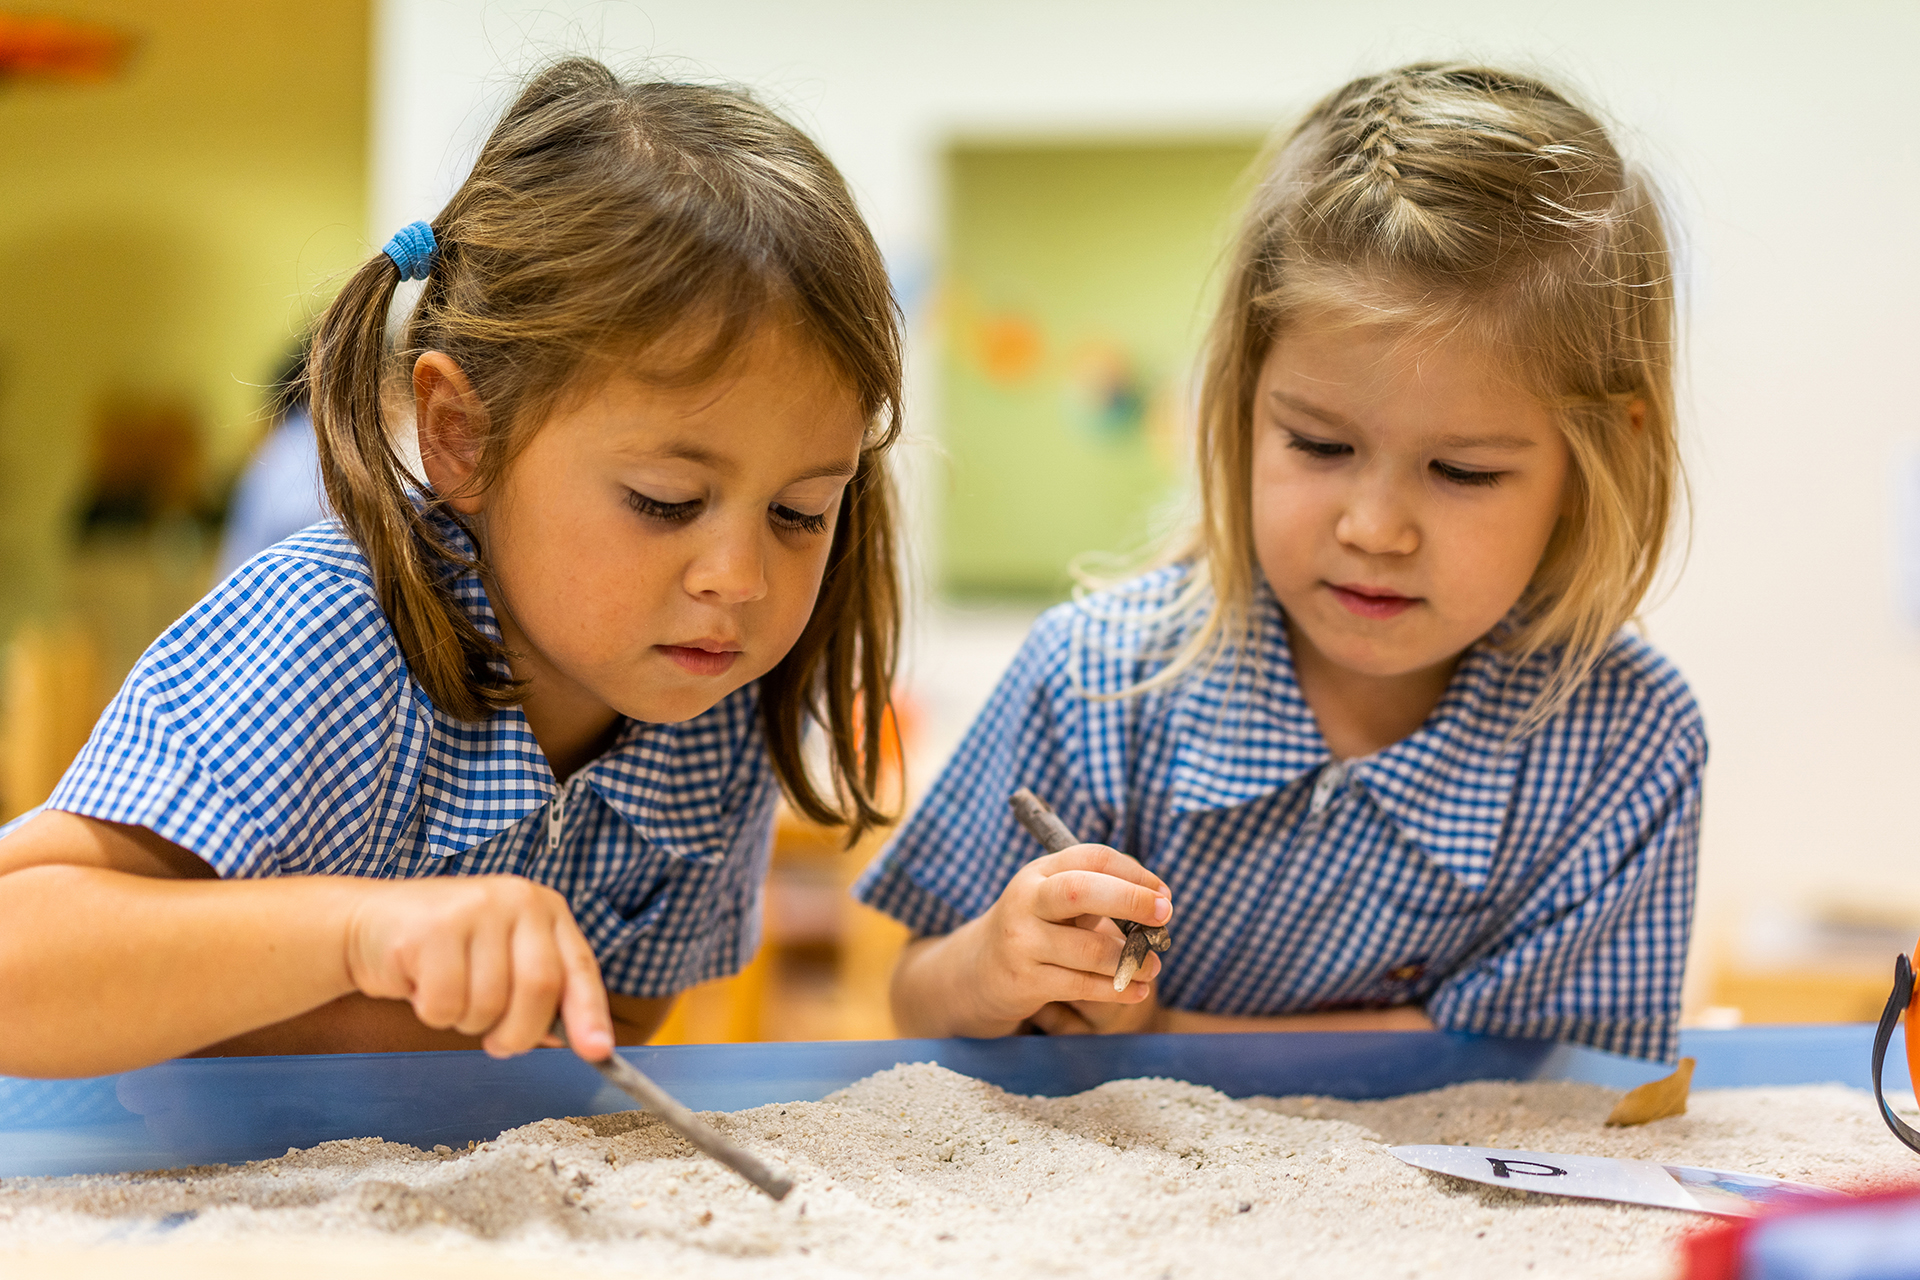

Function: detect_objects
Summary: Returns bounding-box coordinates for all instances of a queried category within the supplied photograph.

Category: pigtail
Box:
[309,242,522,723]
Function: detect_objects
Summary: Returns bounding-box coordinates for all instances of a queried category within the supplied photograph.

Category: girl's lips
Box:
[1328,584,1420,620]
[658,645,741,676]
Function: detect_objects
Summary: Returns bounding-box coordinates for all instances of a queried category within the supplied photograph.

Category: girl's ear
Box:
[415,351,489,514]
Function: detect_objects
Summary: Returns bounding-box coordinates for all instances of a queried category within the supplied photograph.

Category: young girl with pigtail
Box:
[0,58,903,1077]
[865,64,1705,1063]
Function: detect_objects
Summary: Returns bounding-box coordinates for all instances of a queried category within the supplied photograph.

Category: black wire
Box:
[1872,952,1920,1154]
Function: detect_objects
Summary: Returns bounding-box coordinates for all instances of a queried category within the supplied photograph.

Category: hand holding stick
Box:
[1008,788,1172,991]
[550,1019,793,1200]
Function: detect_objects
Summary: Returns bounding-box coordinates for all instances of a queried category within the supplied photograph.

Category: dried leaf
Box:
[1605,1056,1695,1127]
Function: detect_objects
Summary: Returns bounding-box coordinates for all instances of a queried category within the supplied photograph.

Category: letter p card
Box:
[1389,1145,1836,1217]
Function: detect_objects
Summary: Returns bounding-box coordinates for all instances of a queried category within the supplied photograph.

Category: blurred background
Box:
[2,0,1916,1044]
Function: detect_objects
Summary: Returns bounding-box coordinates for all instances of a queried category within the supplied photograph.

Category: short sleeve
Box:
[45,551,425,879]
[854,606,1109,936]
[1423,709,1705,1063]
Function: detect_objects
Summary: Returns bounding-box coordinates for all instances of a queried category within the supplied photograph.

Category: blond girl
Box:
[863,64,1701,1062]
[0,59,901,1077]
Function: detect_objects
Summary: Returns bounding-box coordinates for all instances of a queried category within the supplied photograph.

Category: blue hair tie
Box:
[382,220,437,281]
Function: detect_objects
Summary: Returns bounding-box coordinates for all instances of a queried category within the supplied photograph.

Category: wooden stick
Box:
[550,1020,793,1200]
[1008,788,1171,991]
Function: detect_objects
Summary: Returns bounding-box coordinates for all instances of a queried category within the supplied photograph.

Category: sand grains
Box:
[2,1064,1914,1279]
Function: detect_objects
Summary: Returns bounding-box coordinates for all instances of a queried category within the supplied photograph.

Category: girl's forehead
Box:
[1263,323,1525,398]
[543,341,867,470]
[1259,326,1557,442]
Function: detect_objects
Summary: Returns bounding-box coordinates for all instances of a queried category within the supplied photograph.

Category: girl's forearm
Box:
[888,924,1024,1039]
[1161,1005,1434,1034]
[187,990,676,1057]
[0,865,363,1077]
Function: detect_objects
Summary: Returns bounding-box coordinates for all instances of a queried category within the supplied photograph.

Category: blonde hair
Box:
[1164,63,1679,730]
[310,58,902,837]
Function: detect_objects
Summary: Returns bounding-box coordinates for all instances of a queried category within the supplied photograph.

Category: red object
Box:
[1681,1217,1747,1280]
[0,14,136,83]
[1680,1184,1920,1279]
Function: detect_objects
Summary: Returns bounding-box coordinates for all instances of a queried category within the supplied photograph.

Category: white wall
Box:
[372,0,1920,979]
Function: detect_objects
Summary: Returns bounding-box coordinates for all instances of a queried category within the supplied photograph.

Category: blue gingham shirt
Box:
[21,521,778,997]
[857,566,1705,1062]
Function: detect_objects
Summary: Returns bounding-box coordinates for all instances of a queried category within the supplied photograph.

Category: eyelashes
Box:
[770,504,830,535]
[1284,432,1350,461]
[1428,461,1504,488]
[625,490,832,535]
[1283,431,1506,488]
[626,492,701,522]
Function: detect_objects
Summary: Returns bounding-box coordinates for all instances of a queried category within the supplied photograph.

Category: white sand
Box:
[2,1064,1915,1279]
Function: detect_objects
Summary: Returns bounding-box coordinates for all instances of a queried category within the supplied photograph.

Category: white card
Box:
[1389,1145,1838,1217]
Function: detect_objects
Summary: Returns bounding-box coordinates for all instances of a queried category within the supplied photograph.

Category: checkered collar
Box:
[1165,583,1529,890]
[408,512,753,866]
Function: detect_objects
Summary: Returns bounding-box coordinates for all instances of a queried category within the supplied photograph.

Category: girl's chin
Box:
[604,663,759,725]
[608,693,723,726]
[1293,621,1460,682]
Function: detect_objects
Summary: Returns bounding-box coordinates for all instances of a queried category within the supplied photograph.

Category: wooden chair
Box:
[0,622,102,823]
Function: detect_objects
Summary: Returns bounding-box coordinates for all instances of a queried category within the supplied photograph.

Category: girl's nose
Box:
[684,522,769,604]
[1334,475,1420,557]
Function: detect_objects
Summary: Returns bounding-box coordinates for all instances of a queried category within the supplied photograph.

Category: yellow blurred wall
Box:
[0,1,370,635]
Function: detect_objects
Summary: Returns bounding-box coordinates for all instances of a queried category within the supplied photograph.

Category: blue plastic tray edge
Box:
[0,1025,1898,1179]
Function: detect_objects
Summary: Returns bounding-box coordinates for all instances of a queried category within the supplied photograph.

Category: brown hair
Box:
[309,58,903,836]
[1162,63,1679,729]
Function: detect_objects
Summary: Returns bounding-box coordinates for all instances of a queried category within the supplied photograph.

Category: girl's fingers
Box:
[456,922,512,1037]
[1037,962,1158,1005]
[408,930,470,1030]
[1069,924,1162,985]
[1028,1001,1096,1035]
[553,918,613,1062]
[1041,919,1129,976]
[1032,844,1169,897]
[484,917,565,1057]
[1032,868,1171,929]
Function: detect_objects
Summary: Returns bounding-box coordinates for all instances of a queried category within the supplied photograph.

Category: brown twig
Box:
[550,1020,793,1200]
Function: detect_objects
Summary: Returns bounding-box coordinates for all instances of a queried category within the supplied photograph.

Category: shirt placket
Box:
[1306,759,1348,823]
[546,777,579,858]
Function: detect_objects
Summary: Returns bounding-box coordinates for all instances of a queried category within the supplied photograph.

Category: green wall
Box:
[0,0,370,638]
[940,138,1261,598]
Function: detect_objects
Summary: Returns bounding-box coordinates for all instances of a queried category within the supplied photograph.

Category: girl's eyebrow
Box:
[1431,433,1538,450]
[1269,389,1353,428]
[1270,392,1538,451]
[643,442,859,482]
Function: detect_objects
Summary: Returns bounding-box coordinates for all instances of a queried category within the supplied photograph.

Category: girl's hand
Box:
[960,844,1172,1030]
[342,874,614,1062]
[1028,988,1168,1035]
[1028,982,1168,1035]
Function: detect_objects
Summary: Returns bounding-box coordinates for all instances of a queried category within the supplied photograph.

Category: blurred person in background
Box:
[214,341,325,579]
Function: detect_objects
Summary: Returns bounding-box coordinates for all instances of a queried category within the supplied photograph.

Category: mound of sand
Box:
[2,1064,1914,1279]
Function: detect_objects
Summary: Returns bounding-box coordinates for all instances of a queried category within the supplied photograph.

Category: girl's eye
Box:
[626,491,701,522]
[1431,461,1505,488]
[770,503,830,535]
[1285,431,1351,460]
